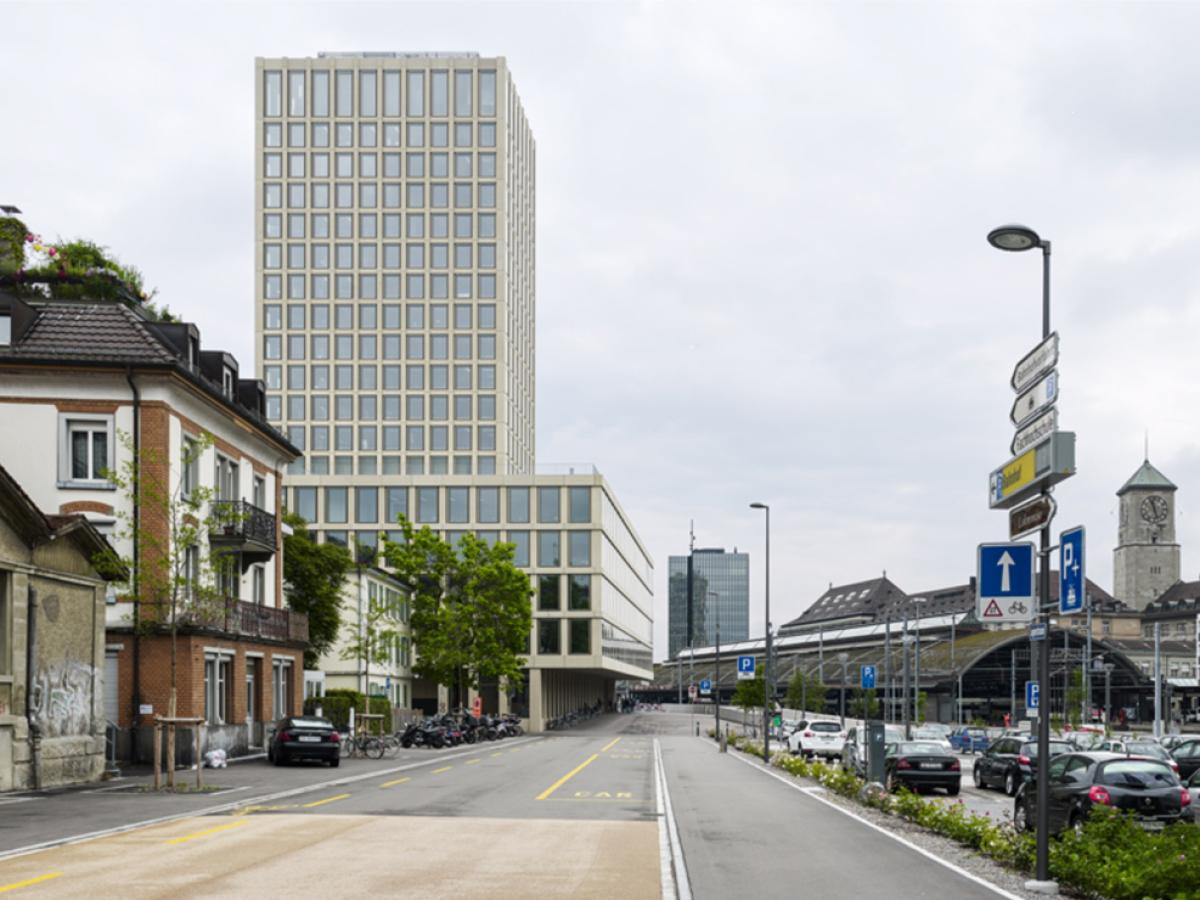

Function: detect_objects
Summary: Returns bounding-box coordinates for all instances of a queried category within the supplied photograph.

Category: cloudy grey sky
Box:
[5,1,1200,660]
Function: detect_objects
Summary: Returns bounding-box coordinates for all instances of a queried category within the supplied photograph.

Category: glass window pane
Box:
[508,531,529,567]
[508,487,529,523]
[538,531,560,567]
[431,70,448,116]
[569,574,591,611]
[538,575,559,611]
[538,619,560,655]
[326,487,348,523]
[264,70,282,117]
[335,70,353,116]
[406,70,424,116]
[569,620,590,654]
[477,487,499,523]
[312,71,330,117]
[568,531,591,567]
[454,70,472,116]
[359,70,377,116]
[568,487,591,523]
[416,487,439,523]
[538,487,560,523]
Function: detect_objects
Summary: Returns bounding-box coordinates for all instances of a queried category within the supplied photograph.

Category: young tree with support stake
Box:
[95,431,232,782]
[382,516,532,711]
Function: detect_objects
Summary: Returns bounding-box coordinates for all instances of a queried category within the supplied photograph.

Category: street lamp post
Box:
[1103,662,1114,727]
[987,222,1054,890]
[838,652,849,729]
[750,502,771,763]
[711,591,721,741]
[912,598,926,726]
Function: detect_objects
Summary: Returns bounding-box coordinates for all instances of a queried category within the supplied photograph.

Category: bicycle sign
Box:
[976,542,1035,623]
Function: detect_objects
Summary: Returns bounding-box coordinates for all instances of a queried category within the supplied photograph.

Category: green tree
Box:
[1065,669,1085,728]
[732,675,770,714]
[339,573,401,731]
[382,515,532,708]
[785,669,827,714]
[282,512,353,669]
[849,687,879,719]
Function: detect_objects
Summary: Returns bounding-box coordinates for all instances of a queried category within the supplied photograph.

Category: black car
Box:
[268,716,341,767]
[1171,739,1200,780]
[884,741,961,795]
[1013,752,1187,835]
[974,737,1070,796]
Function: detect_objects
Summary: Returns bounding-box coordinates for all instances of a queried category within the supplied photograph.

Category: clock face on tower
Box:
[1140,494,1169,525]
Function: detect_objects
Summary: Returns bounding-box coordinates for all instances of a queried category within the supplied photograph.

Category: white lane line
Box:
[727,751,1025,900]
[653,739,692,900]
[654,739,673,899]
[0,736,542,863]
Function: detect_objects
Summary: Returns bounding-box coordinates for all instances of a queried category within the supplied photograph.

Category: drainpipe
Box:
[25,585,40,790]
[125,368,142,759]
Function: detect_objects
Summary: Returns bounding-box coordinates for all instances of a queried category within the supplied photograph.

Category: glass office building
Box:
[667,549,749,659]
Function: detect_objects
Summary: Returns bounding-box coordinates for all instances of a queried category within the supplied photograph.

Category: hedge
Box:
[304,689,392,733]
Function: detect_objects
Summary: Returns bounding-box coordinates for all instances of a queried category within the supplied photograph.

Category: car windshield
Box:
[1099,760,1179,788]
[810,722,841,733]
[1126,743,1169,760]
[967,728,986,737]
[895,742,944,755]
[914,729,944,740]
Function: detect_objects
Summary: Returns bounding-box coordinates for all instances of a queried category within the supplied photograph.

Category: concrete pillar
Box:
[529,669,544,732]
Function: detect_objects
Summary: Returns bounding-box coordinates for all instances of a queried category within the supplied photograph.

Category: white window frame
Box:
[205,654,231,725]
[181,435,201,500]
[58,414,115,487]
[252,565,266,605]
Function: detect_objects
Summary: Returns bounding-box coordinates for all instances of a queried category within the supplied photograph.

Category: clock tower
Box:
[1113,458,1180,610]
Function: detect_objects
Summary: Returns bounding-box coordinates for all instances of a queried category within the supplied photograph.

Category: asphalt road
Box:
[0,712,1024,899]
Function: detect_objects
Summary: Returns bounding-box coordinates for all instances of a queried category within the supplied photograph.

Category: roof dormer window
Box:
[222,366,235,399]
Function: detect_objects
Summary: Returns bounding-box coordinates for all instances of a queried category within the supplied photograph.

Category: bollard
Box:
[695,721,699,737]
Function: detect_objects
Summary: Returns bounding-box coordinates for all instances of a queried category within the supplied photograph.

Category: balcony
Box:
[186,598,308,645]
[209,499,277,560]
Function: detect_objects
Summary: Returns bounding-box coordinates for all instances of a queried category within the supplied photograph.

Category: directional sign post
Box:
[1030,622,1048,642]
[736,655,756,681]
[1011,371,1059,428]
[1059,526,1086,615]
[1025,680,1040,715]
[988,431,1076,510]
[861,665,876,690]
[977,542,1035,623]
[1010,495,1057,540]
[1012,332,1059,393]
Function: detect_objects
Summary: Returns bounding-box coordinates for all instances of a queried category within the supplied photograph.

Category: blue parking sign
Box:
[861,665,876,690]
[1026,680,1039,712]
[736,655,756,680]
[1059,526,1085,615]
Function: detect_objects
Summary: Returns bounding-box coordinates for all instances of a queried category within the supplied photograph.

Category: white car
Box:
[912,727,954,754]
[789,720,846,758]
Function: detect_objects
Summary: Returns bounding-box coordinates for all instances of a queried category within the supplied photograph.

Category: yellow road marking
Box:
[431,766,453,774]
[381,777,411,788]
[491,752,503,757]
[465,758,480,765]
[536,753,599,801]
[0,873,63,894]
[600,736,622,753]
[302,792,351,808]
[166,820,248,845]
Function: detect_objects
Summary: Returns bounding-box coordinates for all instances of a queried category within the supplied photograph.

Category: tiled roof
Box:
[1,301,176,364]
[1117,459,1176,495]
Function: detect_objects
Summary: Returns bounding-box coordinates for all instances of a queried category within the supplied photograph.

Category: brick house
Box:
[0,291,304,763]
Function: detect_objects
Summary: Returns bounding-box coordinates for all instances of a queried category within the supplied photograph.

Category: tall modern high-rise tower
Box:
[255,53,653,727]
[256,54,533,494]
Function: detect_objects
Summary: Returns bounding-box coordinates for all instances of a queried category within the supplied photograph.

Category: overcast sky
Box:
[6,1,1200,660]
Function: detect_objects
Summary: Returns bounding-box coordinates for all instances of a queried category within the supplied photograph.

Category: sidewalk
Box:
[658,734,1013,900]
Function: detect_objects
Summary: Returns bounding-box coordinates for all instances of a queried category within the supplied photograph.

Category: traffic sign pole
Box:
[1033,240,1053,888]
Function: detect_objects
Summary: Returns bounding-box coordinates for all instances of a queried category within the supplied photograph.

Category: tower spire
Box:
[1145,429,1149,462]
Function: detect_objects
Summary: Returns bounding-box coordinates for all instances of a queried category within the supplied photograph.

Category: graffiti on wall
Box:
[30,660,94,738]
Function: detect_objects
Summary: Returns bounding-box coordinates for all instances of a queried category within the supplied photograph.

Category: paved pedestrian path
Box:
[659,734,1017,900]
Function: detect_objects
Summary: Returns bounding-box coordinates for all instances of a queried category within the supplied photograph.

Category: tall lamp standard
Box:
[710,591,721,740]
[912,597,927,726]
[987,222,1054,891]
[838,652,850,728]
[750,502,771,763]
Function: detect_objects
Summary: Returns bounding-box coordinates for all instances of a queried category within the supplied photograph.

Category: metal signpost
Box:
[986,223,1072,892]
[976,542,1035,624]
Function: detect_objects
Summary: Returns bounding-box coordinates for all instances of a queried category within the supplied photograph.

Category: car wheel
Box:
[1004,771,1017,797]
[1068,810,1085,837]
[273,751,287,767]
[329,757,340,768]
[947,784,960,796]
[1013,797,1030,834]
[973,766,984,789]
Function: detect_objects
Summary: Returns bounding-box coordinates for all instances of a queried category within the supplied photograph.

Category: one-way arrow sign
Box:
[977,542,1035,623]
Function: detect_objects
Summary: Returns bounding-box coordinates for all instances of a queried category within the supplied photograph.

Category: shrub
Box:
[303,689,392,733]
